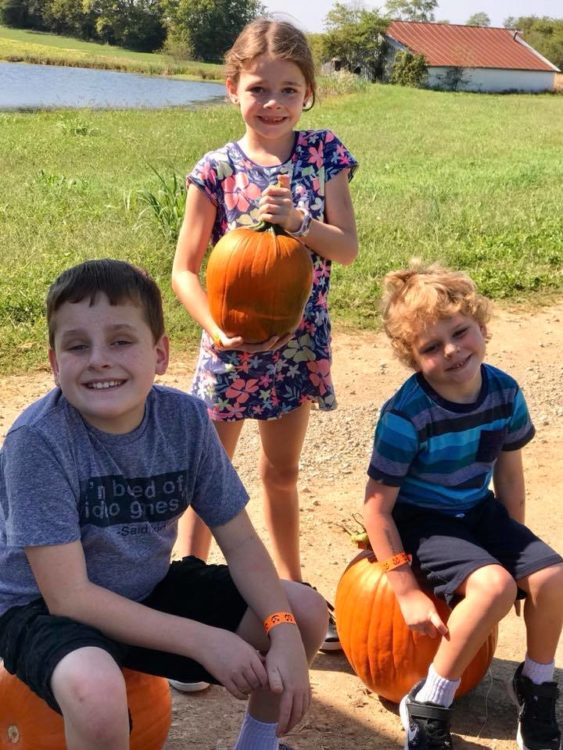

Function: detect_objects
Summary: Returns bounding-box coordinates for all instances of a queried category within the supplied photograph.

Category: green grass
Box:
[0,25,223,79]
[0,84,562,374]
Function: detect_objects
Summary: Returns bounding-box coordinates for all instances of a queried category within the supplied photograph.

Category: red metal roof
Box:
[386,21,559,72]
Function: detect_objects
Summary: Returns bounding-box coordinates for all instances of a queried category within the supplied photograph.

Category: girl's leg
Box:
[51,646,129,750]
[258,403,312,581]
[174,420,245,560]
[432,564,517,680]
[518,562,563,664]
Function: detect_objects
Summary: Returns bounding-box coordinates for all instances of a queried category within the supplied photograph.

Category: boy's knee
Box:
[53,650,128,739]
[525,561,563,601]
[286,581,328,656]
[468,565,517,610]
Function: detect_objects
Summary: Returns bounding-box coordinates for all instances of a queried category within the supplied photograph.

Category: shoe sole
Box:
[169,679,210,693]
[319,641,342,652]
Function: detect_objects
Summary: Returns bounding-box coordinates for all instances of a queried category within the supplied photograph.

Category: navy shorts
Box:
[393,494,562,607]
[0,556,247,713]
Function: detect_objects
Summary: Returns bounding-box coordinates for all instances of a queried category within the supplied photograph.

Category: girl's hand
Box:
[258,180,302,234]
[396,589,449,638]
[212,329,293,353]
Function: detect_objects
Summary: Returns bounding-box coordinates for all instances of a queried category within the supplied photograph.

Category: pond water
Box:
[0,61,226,110]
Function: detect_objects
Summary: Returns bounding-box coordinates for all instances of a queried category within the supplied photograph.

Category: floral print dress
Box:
[189,129,358,421]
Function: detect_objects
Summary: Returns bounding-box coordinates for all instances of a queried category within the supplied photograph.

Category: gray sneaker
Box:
[399,680,454,749]
[168,679,210,693]
[508,662,561,750]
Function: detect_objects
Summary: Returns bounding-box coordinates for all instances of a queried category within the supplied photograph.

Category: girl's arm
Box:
[171,184,223,340]
[259,169,358,265]
[493,448,526,524]
[364,477,448,637]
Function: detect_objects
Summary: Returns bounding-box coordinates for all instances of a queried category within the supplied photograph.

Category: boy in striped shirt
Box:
[364,262,562,750]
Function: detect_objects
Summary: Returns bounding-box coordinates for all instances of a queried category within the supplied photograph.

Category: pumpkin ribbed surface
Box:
[0,664,171,749]
[335,551,498,704]
[206,222,313,343]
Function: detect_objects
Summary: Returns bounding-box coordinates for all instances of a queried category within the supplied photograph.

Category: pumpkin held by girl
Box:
[335,550,498,704]
[206,220,313,344]
[0,664,172,749]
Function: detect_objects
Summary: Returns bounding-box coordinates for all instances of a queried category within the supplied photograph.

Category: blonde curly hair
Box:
[381,260,492,369]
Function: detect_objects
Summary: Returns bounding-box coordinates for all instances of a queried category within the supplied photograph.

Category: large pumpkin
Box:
[206,221,313,344]
[335,550,498,704]
[0,664,172,749]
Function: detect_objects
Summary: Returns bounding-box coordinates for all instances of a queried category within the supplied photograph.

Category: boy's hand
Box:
[264,628,311,735]
[397,589,449,638]
[198,628,268,699]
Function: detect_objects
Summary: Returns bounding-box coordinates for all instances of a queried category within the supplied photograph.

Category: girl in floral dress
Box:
[172,17,358,659]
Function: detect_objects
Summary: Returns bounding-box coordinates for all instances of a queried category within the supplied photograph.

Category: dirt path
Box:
[1,302,561,749]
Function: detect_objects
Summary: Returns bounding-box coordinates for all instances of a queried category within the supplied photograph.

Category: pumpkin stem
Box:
[251,221,289,237]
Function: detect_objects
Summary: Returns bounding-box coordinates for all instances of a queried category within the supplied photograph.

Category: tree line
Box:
[1,0,562,71]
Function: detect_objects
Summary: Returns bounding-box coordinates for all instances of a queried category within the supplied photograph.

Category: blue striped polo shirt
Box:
[367,364,535,514]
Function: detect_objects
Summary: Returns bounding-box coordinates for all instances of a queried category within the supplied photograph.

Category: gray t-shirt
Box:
[0,385,248,616]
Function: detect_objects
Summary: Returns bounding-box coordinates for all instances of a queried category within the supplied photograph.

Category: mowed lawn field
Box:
[0,82,562,374]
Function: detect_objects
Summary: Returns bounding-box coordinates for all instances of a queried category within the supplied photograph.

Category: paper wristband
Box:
[263,611,297,634]
[378,552,412,573]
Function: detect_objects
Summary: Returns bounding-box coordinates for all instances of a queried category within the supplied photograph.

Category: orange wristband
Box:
[263,611,297,634]
[378,552,411,573]
[211,331,222,347]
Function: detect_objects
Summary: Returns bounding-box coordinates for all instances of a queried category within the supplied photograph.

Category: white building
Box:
[385,21,560,93]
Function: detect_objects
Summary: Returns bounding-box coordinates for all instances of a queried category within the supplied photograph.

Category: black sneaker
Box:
[508,662,561,750]
[399,680,454,749]
[320,600,341,652]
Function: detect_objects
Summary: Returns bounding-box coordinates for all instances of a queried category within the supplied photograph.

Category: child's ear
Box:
[48,348,60,386]
[226,78,239,104]
[155,335,170,376]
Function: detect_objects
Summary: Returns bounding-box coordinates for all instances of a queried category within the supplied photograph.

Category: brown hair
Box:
[381,260,492,369]
[224,18,316,110]
[46,259,165,347]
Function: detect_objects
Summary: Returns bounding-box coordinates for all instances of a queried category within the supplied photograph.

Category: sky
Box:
[264,0,562,33]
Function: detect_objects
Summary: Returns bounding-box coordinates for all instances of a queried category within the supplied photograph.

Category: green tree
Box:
[466,12,491,27]
[0,0,48,29]
[505,16,563,70]
[163,0,264,62]
[389,49,427,86]
[84,0,165,51]
[322,2,389,81]
[384,0,437,22]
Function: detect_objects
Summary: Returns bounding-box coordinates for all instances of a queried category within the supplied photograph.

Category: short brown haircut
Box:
[381,260,492,369]
[46,259,165,348]
[224,18,316,110]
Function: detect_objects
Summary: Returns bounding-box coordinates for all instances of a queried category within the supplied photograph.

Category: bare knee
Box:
[522,562,563,604]
[259,457,299,493]
[284,580,328,660]
[52,648,129,747]
[464,565,517,616]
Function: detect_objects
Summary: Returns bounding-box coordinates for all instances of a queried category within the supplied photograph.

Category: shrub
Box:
[390,50,428,88]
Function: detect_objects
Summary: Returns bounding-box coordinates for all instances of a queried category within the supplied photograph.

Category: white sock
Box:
[232,712,279,750]
[522,655,555,685]
[415,664,461,708]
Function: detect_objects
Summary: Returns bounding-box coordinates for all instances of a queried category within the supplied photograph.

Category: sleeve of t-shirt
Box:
[2,427,81,548]
[503,386,535,451]
[190,413,249,528]
[187,151,226,207]
[323,130,359,182]
[367,410,419,486]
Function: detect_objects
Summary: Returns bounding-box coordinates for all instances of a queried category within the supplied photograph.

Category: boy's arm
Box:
[25,540,269,699]
[364,478,448,638]
[212,509,311,735]
[493,448,526,524]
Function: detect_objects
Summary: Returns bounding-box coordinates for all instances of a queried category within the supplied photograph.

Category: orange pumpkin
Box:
[206,221,313,344]
[335,550,498,704]
[0,664,172,749]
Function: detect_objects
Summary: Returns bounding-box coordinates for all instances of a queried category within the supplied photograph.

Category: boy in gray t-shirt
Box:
[0,259,327,750]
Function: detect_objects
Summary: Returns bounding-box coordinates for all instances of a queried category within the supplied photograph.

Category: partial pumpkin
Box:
[335,550,498,704]
[206,221,313,344]
[0,663,172,749]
